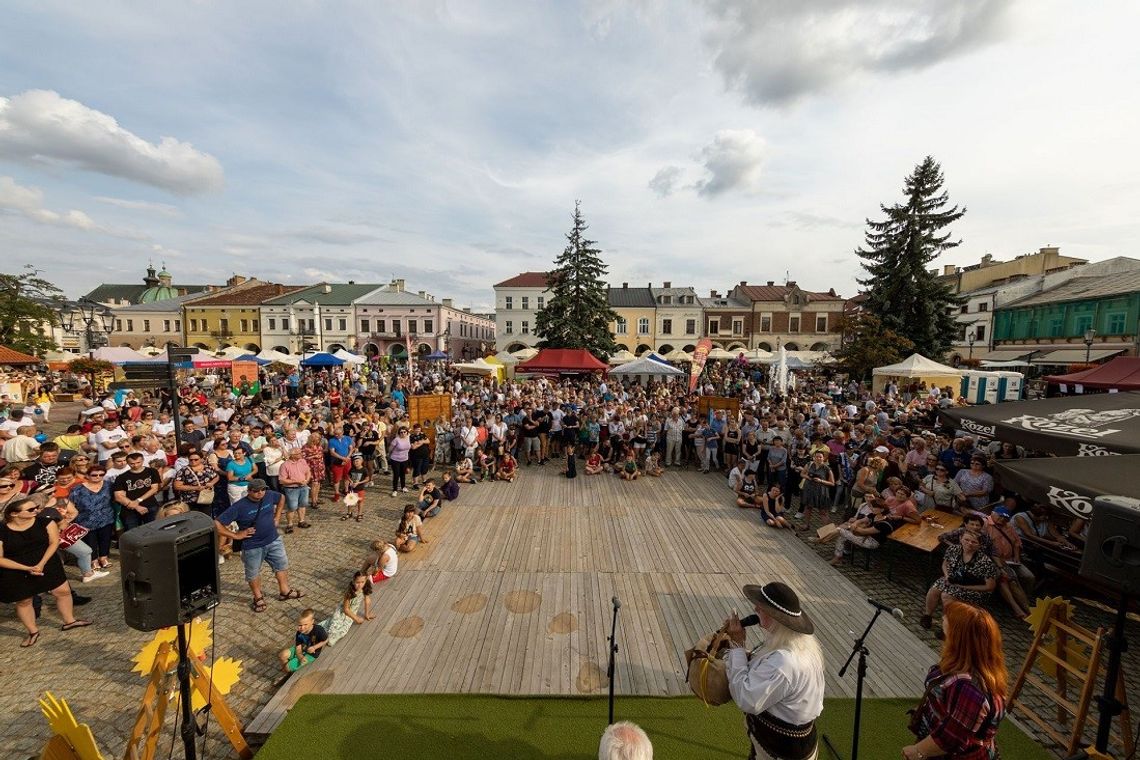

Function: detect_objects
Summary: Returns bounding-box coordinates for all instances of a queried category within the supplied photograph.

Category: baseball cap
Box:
[874,445,890,454]
[248,478,268,491]
[992,506,1012,518]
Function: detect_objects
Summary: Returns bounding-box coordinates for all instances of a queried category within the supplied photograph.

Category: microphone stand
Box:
[607,597,621,726]
[822,608,884,760]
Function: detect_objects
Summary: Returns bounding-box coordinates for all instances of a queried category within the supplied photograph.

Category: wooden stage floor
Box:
[248,467,935,735]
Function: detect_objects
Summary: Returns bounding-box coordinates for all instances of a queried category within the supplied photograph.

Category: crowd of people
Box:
[1,355,1093,759]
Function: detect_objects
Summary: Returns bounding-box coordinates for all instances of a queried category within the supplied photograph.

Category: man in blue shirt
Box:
[326,426,355,501]
[214,479,304,612]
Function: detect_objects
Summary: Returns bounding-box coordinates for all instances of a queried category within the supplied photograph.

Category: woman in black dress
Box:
[0,498,92,647]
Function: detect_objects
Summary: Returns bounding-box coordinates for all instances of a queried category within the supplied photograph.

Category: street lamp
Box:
[61,298,114,355]
[1083,328,1097,363]
[967,331,976,361]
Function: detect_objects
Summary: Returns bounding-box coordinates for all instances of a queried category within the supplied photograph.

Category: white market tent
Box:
[707,347,736,360]
[608,355,686,379]
[664,348,692,363]
[511,347,539,361]
[214,346,249,360]
[258,349,299,366]
[609,350,637,365]
[493,350,520,365]
[453,359,497,376]
[744,348,774,364]
[872,353,964,393]
[92,347,155,364]
[333,348,367,365]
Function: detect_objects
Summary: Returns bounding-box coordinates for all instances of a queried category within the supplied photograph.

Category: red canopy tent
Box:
[1045,356,1140,392]
[0,346,41,366]
[516,348,607,375]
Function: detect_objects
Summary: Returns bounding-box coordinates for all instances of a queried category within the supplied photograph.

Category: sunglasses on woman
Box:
[88,472,106,478]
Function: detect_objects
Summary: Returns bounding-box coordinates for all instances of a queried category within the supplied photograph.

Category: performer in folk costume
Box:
[723,582,825,760]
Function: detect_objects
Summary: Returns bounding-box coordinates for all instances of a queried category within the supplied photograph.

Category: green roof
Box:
[262,283,385,306]
[84,282,208,304]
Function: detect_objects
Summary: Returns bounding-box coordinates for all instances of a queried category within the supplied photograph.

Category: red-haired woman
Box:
[903,602,1007,759]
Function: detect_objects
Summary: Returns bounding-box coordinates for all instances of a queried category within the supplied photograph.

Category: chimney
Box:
[942,265,957,276]
[442,298,453,308]
[323,283,332,294]
[622,282,628,288]
[226,275,247,287]
[663,281,671,288]
[981,254,994,265]
[462,307,471,313]
[740,280,747,286]
[828,288,836,297]
[275,284,284,295]
[767,280,774,287]
[348,280,355,285]
[418,290,426,298]
[787,281,796,287]
[710,289,719,298]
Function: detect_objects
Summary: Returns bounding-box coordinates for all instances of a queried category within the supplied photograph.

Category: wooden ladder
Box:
[1008,600,1134,757]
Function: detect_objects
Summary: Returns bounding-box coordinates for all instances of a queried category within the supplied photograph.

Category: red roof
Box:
[1045,357,1140,391]
[734,283,843,302]
[516,348,607,374]
[495,272,551,288]
[0,346,40,365]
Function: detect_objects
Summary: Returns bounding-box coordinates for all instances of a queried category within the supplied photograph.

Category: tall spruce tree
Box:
[856,156,964,358]
[534,201,617,357]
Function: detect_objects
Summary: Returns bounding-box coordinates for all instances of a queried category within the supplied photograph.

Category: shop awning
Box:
[995,455,1140,518]
[940,392,1140,456]
[1031,348,1125,364]
[976,348,1033,362]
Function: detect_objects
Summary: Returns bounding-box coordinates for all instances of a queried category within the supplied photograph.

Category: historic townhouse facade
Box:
[354,280,496,361]
[698,290,752,350]
[729,281,845,352]
[650,283,701,353]
[260,282,382,355]
[608,284,657,354]
[493,272,552,352]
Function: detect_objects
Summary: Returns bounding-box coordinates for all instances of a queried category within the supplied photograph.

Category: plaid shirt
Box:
[913,666,1004,759]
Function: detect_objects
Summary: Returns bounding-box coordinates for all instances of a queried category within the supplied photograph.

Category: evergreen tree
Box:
[856,156,964,357]
[0,266,64,356]
[833,312,915,381]
[534,201,617,357]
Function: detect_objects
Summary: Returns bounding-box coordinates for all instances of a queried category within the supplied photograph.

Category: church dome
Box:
[138,264,178,302]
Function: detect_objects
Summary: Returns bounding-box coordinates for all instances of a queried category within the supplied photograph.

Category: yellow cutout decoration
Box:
[1026,596,1090,679]
[38,692,105,760]
[131,617,243,711]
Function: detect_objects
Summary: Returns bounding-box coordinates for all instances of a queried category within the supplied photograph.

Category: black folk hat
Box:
[742,582,815,635]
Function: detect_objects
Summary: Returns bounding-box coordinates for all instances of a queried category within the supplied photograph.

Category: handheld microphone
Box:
[612,596,621,610]
[866,598,905,620]
[740,614,760,628]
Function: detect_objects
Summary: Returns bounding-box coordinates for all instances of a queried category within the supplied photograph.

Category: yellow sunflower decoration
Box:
[131,617,243,711]
[1026,596,1090,679]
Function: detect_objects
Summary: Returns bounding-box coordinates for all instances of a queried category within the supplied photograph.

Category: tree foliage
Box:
[0,265,64,356]
[856,156,964,358]
[67,357,114,376]
[534,201,617,357]
[833,312,914,381]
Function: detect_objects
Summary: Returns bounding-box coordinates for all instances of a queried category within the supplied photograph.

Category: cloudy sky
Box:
[3,1,1139,310]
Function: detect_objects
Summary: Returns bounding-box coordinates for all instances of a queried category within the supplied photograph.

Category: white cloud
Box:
[702,0,1013,105]
[0,90,224,195]
[694,129,766,197]
[94,196,182,217]
[0,175,146,239]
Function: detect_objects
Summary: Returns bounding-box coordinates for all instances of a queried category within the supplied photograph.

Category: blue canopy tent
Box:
[425,350,450,361]
[233,354,271,365]
[300,352,345,367]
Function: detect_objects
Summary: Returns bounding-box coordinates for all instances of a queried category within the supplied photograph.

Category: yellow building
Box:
[182,279,304,352]
[608,284,657,355]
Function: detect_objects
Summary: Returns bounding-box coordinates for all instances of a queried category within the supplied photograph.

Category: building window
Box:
[424,320,433,334]
[1075,315,1093,335]
[960,304,969,314]
[522,296,529,310]
[115,319,123,331]
[638,317,650,335]
[461,324,467,337]
[324,318,332,331]
[662,318,672,335]
[127,319,134,332]
[164,320,171,332]
[360,319,370,333]
[708,318,719,334]
[393,320,401,336]
[975,325,986,342]
[408,319,418,335]
[175,320,181,332]
[505,296,513,310]
[252,320,259,332]
[189,319,197,332]
[377,319,385,334]
[815,315,827,332]
[537,296,544,309]
[686,319,696,335]
[789,316,801,333]
[732,319,743,335]
[1108,313,1126,334]
[143,319,150,332]
[219,318,229,332]
[978,303,989,312]
[522,321,530,335]
[760,315,772,332]
[505,321,513,334]
[201,319,209,331]
[338,318,347,331]
[268,318,276,331]
[240,319,248,332]
[1049,318,1064,337]
[616,318,628,335]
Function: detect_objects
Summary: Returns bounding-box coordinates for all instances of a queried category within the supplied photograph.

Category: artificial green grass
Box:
[256,694,1052,759]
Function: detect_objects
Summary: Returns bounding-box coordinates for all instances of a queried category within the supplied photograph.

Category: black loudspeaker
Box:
[1079,496,1140,594]
[120,511,221,631]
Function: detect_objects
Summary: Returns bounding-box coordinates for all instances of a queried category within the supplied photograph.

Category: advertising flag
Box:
[689,338,713,393]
